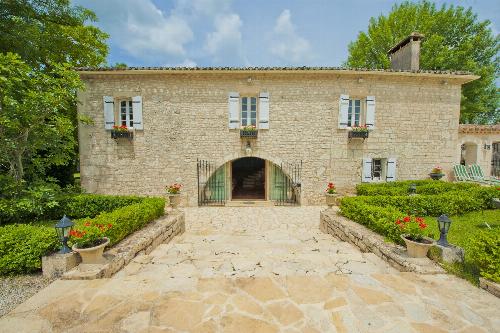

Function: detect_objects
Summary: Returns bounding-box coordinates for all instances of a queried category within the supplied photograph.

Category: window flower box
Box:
[111,125,133,140]
[240,125,258,139]
[348,126,369,141]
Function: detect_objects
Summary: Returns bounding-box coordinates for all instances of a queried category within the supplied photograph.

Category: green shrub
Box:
[0,196,165,275]
[345,187,495,216]
[356,180,480,196]
[340,199,405,244]
[0,194,144,225]
[59,194,144,220]
[0,224,59,275]
[88,197,165,246]
[468,231,500,283]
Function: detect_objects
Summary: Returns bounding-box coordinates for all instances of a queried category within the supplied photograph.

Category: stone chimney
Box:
[387,32,424,71]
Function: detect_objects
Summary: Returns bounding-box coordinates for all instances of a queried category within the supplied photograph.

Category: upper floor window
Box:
[241,96,257,127]
[348,99,363,127]
[120,100,134,128]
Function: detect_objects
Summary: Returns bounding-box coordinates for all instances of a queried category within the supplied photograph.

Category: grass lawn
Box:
[423,210,500,285]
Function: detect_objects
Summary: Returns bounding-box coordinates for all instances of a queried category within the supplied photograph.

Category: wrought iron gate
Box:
[271,161,302,206]
[197,159,226,206]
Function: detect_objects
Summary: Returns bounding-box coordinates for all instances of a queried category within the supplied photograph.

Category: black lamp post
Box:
[437,214,452,247]
[55,215,74,254]
[408,183,417,196]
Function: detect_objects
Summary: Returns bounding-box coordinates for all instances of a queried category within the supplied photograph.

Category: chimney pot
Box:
[388,32,424,71]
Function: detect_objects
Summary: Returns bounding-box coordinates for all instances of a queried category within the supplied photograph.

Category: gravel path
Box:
[0,274,52,317]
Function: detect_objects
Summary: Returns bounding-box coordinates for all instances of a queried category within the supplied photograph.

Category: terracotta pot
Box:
[325,193,339,207]
[72,237,109,264]
[168,194,181,209]
[401,235,434,258]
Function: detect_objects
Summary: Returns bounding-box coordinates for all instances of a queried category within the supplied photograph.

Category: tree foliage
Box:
[346,1,499,124]
[0,0,108,193]
[0,53,81,187]
[0,0,108,68]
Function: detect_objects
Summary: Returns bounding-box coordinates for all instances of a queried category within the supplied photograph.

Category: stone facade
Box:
[77,68,477,206]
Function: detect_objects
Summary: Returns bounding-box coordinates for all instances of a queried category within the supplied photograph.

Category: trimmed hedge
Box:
[339,199,405,244]
[468,231,500,283]
[0,225,59,275]
[356,180,481,196]
[0,196,165,275]
[0,194,144,225]
[92,197,165,246]
[343,187,496,217]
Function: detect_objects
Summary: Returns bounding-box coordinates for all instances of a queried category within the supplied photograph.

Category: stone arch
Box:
[201,153,300,204]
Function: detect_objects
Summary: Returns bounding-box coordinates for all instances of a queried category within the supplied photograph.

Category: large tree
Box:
[0,0,108,191]
[346,1,499,124]
[0,0,108,68]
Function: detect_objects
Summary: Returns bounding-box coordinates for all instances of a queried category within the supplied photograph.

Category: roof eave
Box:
[77,69,479,84]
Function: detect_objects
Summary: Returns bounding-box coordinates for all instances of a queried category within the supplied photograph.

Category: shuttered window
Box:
[339,95,376,129]
[362,157,397,182]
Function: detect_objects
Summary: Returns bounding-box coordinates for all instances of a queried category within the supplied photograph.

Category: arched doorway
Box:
[197,158,301,206]
[232,157,265,200]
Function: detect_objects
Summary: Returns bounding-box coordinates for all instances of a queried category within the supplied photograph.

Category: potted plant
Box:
[70,221,112,264]
[111,125,133,140]
[325,182,339,207]
[240,125,258,138]
[396,216,434,258]
[166,183,182,210]
[348,125,369,140]
[429,165,445,180]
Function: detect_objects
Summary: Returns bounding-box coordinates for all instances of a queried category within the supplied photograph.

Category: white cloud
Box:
[270,9,312,64]
[204,13,246,64]
[77,0,193,59]
[175,59,197,67]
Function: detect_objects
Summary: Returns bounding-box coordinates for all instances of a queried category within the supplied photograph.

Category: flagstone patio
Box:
[1,206,499,332]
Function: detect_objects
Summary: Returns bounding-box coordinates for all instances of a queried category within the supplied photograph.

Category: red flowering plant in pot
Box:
[165,183,183,210]
[70,221,112,264]
[325,182,339,207]
[396,216,434,258]
[429,165,444,180]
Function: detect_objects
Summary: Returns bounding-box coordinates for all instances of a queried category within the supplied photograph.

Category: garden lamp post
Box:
[437,214,452,247]
[55,215,74,254]
[408,183,417,196]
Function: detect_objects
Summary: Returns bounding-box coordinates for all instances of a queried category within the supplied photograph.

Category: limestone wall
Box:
[78,72,463,205]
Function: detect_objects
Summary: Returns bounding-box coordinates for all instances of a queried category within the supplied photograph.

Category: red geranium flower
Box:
[403,216,411,223]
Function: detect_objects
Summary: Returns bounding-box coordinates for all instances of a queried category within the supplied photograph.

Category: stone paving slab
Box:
[1,206,499,332]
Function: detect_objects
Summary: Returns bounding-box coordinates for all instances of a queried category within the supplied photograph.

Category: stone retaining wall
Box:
[320,209,444,274]
[61,210,185,280]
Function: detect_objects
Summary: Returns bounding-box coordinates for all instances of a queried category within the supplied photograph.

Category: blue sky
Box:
[73,0,499,67]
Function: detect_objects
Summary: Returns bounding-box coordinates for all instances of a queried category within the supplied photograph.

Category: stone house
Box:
[77,34,481,206]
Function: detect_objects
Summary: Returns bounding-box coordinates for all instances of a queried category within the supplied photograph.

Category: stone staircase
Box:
[241,169,265,190]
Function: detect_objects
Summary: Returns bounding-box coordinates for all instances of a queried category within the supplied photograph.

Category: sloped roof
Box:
[77,66,471,75]
[459,124,500,134]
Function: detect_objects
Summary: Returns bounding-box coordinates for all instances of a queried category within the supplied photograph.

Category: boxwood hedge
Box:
[0,196,165,275]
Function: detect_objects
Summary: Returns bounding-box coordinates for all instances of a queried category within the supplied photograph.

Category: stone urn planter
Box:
[429,173,444,180]
[325,193,339,207]
[72,237,109,264]
[401,235,434,258]
[167,194,181,210]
